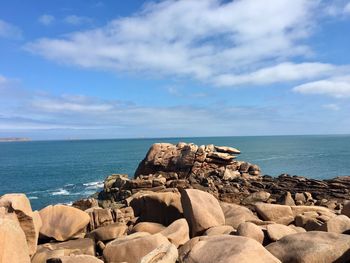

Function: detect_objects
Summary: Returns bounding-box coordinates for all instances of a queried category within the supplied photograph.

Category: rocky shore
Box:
[1,142,350,262]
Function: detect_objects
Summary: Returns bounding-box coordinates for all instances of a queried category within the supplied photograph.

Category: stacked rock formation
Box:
[2,142,350,263]
[97,142,261,207]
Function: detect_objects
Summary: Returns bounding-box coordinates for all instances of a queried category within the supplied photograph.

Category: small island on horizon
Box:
[0,137,31,142]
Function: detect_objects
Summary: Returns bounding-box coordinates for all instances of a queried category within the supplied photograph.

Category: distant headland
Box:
[0,137,31,142]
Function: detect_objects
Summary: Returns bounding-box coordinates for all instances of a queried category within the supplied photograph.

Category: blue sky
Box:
[0,0,350,140]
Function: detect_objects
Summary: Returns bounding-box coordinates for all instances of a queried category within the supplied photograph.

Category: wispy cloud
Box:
[0,19,22,39]
[26,0,337,87]
[38,14,55,26]
[293,76,350,98]
[323,104,340,111]
[63,15,93,26]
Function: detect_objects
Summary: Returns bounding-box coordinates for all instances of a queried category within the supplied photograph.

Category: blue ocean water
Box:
[1,135,350,210]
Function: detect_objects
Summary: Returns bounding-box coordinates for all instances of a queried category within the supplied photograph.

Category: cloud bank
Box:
[27,0,340,87]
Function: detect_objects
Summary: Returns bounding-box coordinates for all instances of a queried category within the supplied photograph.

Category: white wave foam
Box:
[51,189,70,196]
[83,181,104,189]
[28,196,38,200]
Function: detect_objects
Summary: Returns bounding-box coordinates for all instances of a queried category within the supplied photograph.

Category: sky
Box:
[0,0,350,140]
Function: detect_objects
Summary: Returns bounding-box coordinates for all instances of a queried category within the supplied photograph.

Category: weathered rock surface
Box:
[130,191,183,226]
[140,243,178,263]
[103,233,171,263]
[86,223,127,242]
[204,225,235,236]
[266,231,350,263]
[0,193,42,256]
[220,202,260,228]
[0,213,31,263]
[32,238,95,263]
[160,218,190,247]
[236,222,264,243]
[48,255,103,263]
[181,189,225,236]
[132,222,166,234]
[39,204,90,241]
[266,224,298,241]
[178,235,281,263]
[255,203,294,225]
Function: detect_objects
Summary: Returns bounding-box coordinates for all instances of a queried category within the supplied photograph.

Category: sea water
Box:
[1,135,350,210]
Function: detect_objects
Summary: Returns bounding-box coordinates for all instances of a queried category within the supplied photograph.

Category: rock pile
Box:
[1,142,350,263]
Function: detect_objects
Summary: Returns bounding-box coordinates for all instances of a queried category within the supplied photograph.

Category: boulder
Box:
[236,222,264,244]
[160,218,189,247]
[181,189,225,236]
[130,191,183,226]
[178,235,280,263]
[341,200,350,217]
[277,192,295,206]
[266,231,350,263]
[86,207,115,230]
[266,224,298,241]
[242,191,271,205]
[214,146,241,154]
[48,255,103,263]
[132,222,166,234]
[86,223,128,242]
[31,238,95,263]
[103,233,171,263]
[39,204,90,241]
[0,193,42,256]
[0,214,30,263]
[317,215,350,234]
[255,203,294,225]
[204,225,235,236]
[72,198,99,211]
[140,243,178,263]
[220,202,260,228]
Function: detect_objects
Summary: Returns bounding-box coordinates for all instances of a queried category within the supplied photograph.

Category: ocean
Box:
[1,135,350,210]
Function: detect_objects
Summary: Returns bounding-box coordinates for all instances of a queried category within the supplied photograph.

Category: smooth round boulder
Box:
[131,222,166,234]
[103,233,171,263]
[39,204,90,241]
[266,224,298,241]
[160,218,190,247]
[236,222,264,244]
[181,189,225,236]
[266,231,350,263]
[178,235,280,263]
[316,215,350,234]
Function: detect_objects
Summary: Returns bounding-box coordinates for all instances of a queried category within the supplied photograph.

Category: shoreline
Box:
[1,142,350,262]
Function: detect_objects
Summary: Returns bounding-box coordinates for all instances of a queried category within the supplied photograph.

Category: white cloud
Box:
[38,14,55,26]
[323,104,340,111]
[0,19,22,39]
[26,0,328,87]
[0,75,7,85]
[213,62,339,86]
[345,2,350,14]
[293,76,350,98]
[63,15,92,25]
